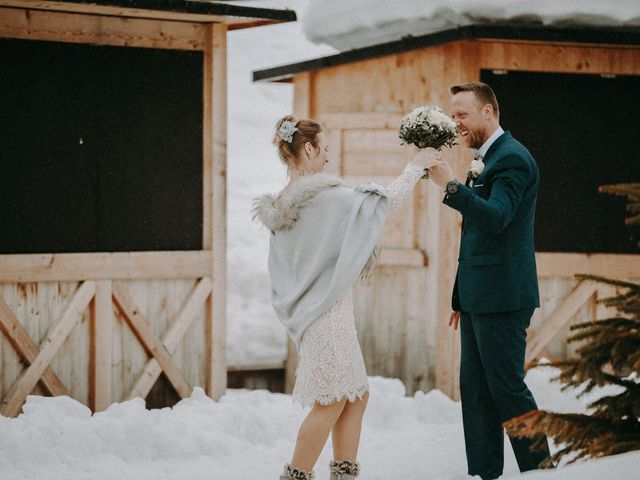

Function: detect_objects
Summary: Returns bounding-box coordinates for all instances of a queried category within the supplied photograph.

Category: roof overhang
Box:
[0,0,297,29]
[253,23,640,82]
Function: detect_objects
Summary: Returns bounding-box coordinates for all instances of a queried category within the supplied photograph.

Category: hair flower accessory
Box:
[278,120,298,143]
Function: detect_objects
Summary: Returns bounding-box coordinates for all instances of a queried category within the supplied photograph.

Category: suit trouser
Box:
[459,309,550,480]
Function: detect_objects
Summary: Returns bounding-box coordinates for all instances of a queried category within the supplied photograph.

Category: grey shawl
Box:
[253,173,390,350]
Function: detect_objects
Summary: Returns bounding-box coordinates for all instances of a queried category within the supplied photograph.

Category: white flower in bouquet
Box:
[398,105,458,178]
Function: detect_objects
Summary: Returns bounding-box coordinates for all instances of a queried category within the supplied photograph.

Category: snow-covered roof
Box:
[253,23,640,82]
[302,0,640,50]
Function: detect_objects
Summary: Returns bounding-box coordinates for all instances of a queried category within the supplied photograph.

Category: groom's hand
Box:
[429,160,456,187]
[449,311,461,330]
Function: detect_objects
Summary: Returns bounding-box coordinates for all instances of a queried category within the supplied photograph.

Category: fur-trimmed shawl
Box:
[253,173,390,350]
[252,173,344,233]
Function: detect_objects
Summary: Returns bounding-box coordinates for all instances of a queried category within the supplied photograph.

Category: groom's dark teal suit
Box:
[443,131,550,479]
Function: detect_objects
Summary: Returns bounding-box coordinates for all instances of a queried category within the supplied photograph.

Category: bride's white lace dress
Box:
[293,164,424,407]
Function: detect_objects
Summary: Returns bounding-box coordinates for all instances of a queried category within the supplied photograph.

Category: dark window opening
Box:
[482,70,640,253]
[0,39,203,253]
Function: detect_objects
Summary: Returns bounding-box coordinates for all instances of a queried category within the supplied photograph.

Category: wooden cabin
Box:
[0,0,295,417]
[254,23,640,399]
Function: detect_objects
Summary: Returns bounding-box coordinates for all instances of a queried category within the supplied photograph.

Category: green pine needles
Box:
[504,183,640,468]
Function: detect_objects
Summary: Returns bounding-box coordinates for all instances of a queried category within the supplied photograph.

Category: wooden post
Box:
[89,280,112,412]
[203,22,227,400]
[434,42,480,400]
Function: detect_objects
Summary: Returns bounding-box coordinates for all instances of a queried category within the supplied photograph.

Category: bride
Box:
[254,115,439,480]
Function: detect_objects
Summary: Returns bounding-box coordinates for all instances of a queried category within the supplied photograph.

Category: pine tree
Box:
[503,183,640,467]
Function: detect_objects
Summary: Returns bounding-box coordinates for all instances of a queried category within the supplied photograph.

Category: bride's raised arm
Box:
[385,148,440,211]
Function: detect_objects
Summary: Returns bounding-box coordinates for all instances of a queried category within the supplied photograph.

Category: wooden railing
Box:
[0,251,224,417]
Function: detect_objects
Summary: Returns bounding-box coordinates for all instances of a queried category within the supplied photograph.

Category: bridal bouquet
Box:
[398,105,458,178]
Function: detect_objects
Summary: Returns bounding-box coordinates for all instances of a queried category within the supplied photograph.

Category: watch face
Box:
[447,181,459,194]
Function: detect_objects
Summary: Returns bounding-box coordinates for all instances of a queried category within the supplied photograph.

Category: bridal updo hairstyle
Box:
[273,114,322,169]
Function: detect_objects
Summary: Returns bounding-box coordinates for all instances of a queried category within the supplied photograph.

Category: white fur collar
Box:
[253,173,344,232]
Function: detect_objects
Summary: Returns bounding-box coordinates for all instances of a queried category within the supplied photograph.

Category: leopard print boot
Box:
[280,464,315,480]
[329,460,360,480]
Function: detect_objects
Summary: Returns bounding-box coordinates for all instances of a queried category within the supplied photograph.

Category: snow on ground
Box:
[226,0,336,366]
[302,0,640,50]
[1,366,637,479]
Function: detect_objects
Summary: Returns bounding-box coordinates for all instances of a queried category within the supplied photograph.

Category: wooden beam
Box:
[0,251,212,283]
[127,277,212,400]
[478,40,640,77]
[0,7,205,50]
[228,360,286,372]
[0,1,295,25]
[0,295,69,398]
[526,280,599,366]
[0,281,95,417]
[203,22,227,401]
[434,42,474,401]
[89,280,112,412]
[536,253,640,279]
[112,281,192,400]
[294,71,313,118]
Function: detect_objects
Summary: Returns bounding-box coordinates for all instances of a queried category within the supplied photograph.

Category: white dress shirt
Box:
[474,126,504,160]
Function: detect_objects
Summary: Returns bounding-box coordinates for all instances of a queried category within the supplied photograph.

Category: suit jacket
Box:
[443,131,540,314]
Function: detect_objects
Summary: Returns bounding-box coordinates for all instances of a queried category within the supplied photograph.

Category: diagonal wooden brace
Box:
[127,277,212,400]
[112,281,192,400]
[526,280,599,367]
[0,281,95,417]
[0,295,69,398]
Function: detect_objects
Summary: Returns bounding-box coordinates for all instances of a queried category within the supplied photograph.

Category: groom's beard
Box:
[467,128,489,150]
[465,132,482,150]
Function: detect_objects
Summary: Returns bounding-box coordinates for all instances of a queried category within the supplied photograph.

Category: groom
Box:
[427,82,551,479]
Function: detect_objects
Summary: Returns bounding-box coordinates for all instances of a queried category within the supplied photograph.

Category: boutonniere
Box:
[467,159,484,180]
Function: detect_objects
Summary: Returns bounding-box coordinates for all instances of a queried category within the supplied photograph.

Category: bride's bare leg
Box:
[331,392,369,461]
[290,399,347,471]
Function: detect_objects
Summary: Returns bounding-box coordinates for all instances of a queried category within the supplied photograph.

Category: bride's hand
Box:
[408,147,442,170]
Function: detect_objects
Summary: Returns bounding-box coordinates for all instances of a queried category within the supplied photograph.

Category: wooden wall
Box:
[0,7,228,415]
[292,38,640,398]
[0,278,207,406]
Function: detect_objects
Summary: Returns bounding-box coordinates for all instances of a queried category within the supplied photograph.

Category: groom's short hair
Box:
[450,82,499,117]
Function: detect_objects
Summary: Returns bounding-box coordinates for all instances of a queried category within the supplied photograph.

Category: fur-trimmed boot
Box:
[329,460,360,480]
[280,464,315,480]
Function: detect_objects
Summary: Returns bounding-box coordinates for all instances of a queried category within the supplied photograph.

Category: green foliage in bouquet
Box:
[504,183,640,467]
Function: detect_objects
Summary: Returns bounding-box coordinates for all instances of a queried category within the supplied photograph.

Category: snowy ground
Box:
[1,366,637,479]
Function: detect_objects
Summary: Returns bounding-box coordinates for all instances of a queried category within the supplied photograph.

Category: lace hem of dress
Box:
[292,383,369,408]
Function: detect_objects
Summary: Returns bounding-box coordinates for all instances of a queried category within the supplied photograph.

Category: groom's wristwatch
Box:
[446,179,461,195]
